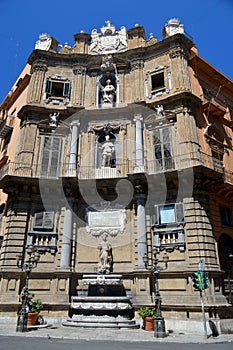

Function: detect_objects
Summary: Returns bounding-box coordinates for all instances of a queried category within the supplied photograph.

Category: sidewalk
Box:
[0,318,233,343]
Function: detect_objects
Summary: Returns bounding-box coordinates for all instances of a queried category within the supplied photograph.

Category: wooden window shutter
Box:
[45,79,52,95]
[63,82,70,97]
[175,202,185,223]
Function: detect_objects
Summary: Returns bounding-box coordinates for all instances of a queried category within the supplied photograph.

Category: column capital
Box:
[133,114,143,123]
[71,120,80,127]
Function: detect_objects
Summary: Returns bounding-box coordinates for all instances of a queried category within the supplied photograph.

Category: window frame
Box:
[33,210,54,231]
[45,78,71,99]
[220,206,233,227]
[40,135,62,178]
[151,202,185,227]
[153,127,174,171]
[150,70,166,94]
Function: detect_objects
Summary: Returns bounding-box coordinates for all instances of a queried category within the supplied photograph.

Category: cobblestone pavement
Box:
[0,319,232,343]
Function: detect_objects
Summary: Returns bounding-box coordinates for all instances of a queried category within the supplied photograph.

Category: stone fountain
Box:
[63,235,139,329]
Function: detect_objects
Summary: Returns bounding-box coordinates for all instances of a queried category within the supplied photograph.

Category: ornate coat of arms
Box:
[89,21,128,55]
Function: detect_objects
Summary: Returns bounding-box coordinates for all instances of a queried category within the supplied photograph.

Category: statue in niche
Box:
[101,134,115,167]
[99,79,116,104]
[98,233,113,274]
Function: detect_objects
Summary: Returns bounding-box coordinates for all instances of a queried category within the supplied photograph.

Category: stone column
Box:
[134,114,144,168]
[27,60,47,103]
[60,202,73,268]
[136,194,147,268]
[69,121,80,175]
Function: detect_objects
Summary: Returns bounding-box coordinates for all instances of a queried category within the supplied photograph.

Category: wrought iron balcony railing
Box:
[0,151,232,183]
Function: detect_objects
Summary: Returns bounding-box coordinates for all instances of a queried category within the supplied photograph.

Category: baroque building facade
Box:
[0,19,233,326]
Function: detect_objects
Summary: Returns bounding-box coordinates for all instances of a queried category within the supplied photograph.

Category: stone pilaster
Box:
[131,60,144,101]
[169,46,191,92]
[27,60,47,103]
[72,65,86,106]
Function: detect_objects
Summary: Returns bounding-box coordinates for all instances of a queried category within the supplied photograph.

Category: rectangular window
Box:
[229,107,233,121]
[33,211,54,230]
[45,79,70,99]
[153,127,173,171]
[220,206,232,226]
[40,136,62,178]
[152,203,185,226]
[151,72,165,91]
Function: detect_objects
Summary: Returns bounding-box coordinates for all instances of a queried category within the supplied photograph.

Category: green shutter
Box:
[45,80,52,95]
[63,82,70,97]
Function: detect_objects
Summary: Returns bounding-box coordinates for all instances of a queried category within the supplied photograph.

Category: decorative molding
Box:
[131,60,144,71]
[169,47,188,59]
[30,60,47,74]
[73,65,86,75]
[87,121,125,134]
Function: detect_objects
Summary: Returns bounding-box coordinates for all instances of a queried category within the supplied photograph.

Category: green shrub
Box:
[138,307,156,318]
[28,292,43,313]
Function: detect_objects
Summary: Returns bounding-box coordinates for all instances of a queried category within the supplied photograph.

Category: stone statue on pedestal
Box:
[98,233,113,274]
[101,135,115,167]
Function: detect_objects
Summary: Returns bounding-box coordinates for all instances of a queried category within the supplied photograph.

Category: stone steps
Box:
[63,316,140,329]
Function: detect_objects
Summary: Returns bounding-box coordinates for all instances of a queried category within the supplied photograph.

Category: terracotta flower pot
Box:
[143,317,154,331]
[27,312,39,326]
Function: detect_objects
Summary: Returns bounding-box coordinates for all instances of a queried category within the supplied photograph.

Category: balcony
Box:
[153,228,185,252]
[26,231,58,254]
[0,151,232,184]
[202,91,226,118]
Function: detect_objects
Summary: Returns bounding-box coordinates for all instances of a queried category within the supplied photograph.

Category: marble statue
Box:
[98,233,113,274]
[49,112,59,126]
[101,135,115,167]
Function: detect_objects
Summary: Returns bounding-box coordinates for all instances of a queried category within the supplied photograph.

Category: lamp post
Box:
[143,247,169,338]
[16,245,41,332]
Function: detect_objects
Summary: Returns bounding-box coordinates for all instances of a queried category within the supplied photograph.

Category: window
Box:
[40,136,62,178]
[229,107,233,121]
[153,127,173,171]
[33,211,54,230]
[45,79,70,99]
[152,203,185,226]
[151,72,165,91]
[220,206,232,226]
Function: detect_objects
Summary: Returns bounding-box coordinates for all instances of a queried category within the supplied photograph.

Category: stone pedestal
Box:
[63,274,139,328]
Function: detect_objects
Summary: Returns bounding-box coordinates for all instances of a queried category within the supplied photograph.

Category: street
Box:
[0,336,233,350]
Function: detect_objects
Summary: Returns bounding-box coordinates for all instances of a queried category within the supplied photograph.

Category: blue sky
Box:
[0,0,232,103]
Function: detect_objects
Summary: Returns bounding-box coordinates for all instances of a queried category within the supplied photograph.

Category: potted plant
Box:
[138,307,156,331]
[27,293,43,326]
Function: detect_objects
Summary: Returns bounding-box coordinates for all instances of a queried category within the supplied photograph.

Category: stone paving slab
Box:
[0,320,233,343]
